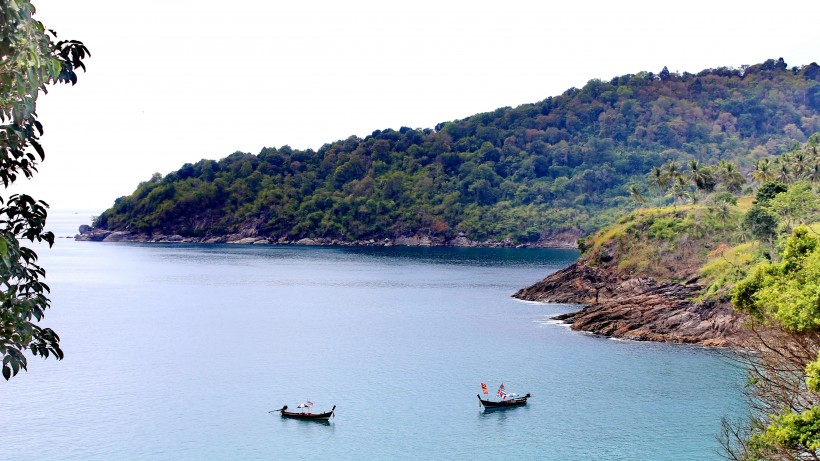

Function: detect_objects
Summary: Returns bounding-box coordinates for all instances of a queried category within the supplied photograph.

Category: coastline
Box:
[513,263,744,347]
[73,228,581,249]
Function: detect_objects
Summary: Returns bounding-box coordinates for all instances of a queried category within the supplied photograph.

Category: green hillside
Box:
[93,58,820,244]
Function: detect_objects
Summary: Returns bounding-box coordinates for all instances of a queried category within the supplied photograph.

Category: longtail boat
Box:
[271,404,336,421]
[477,393,530,408]
[478,383,530,408]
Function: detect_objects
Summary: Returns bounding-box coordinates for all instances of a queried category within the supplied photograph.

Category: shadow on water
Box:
[271,414,336,428]
[478,405,530,417]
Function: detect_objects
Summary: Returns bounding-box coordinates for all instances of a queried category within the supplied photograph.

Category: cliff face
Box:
[513,206,747,346]
[513,263,742,346]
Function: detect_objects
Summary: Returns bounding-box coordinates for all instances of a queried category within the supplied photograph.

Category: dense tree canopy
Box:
[727,227,820,460]
[95,59,820,244]
[1,1,88,379]
[700,135,820,460]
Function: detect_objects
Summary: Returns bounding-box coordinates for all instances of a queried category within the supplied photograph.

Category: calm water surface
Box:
[1,212,745,460]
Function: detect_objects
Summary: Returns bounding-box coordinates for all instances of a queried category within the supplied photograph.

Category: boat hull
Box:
[477,394,530,408]
[276,405,336,421]
[281,410,334,421]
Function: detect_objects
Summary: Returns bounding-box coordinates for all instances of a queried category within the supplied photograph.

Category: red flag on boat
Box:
[481,383,488,395]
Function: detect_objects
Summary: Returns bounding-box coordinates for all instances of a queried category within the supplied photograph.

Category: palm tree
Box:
[668,175,690,207]
[776,162,791,184]
[706,194,736,238]
[719,160,745,193]
[752,159,775,184]
[808,161,820,186]
[648,166,666,207]
[713,200,732,226]
[627,184,648,206]
[699,165,718,194]
[664,161,682,184]
[713,200,733,230]
[791,150,808,180]
[808,142,819,161]
[687,160,704,195]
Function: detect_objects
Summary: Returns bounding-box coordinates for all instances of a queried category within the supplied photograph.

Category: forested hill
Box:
[92,59,820,245]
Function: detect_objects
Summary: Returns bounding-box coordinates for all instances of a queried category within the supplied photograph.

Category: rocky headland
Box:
[513,206,747,347]
[513,262,742,346]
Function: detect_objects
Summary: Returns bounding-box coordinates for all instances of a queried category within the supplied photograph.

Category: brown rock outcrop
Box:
[514,263,743,346]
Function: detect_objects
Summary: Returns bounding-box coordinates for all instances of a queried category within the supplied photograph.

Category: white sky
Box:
[10,0,819,212]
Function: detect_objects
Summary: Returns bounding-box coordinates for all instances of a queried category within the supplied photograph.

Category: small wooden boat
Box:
[477,393,531,408]
[271,404,336,421]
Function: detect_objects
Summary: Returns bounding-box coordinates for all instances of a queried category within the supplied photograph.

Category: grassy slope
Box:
[579,204,745,281]
[579,196,820,306]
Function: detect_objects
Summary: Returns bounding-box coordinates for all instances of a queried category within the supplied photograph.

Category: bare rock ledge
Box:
[513,263,743,347]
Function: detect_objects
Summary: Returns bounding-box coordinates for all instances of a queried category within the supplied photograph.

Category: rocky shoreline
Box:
[513,263,743,347]
[74,227,581,249]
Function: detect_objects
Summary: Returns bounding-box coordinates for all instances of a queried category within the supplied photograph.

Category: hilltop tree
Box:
[755,181,789,203]
[1,1,89,379]
[767,182,820,232]
[739,181,788,256]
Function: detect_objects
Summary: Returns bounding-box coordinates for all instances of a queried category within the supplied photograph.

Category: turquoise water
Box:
[1,212,745,460]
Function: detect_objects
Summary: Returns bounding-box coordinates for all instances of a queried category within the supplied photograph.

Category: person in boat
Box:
[296,401,314,413]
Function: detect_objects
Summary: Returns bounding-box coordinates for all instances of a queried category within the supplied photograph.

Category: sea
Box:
[0,211,746,460]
